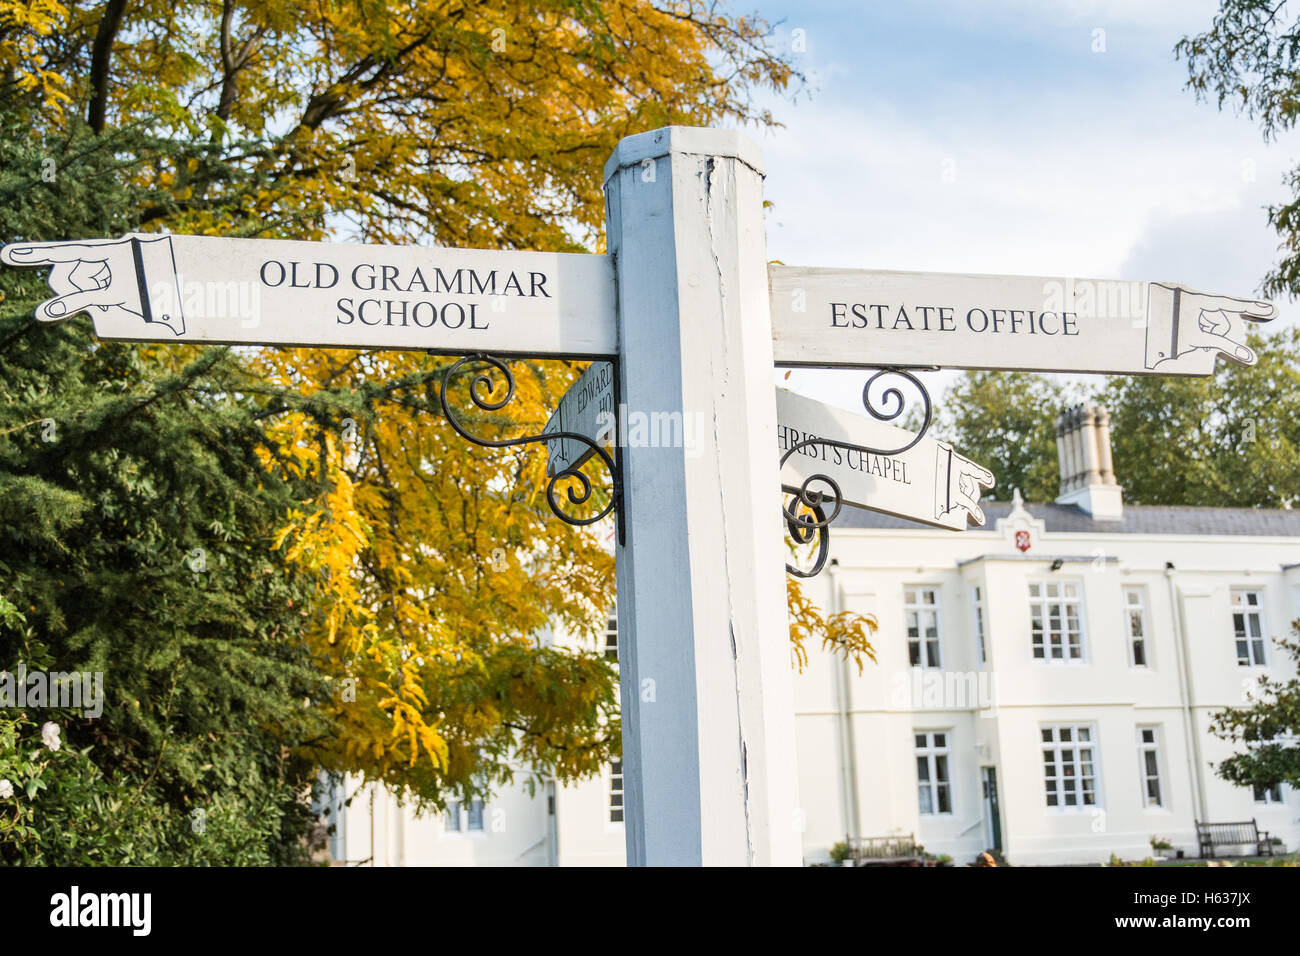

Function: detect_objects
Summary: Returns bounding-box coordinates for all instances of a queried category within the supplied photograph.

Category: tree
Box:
[0,114,326,863]
[1179,0,1300,297]
[1100,328,1300,507]
[1211,621,1300,794]
[932,371,1067,502]
[1,1,874,815]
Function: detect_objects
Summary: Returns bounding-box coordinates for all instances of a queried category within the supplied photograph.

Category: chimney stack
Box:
[1055,403,1123,519]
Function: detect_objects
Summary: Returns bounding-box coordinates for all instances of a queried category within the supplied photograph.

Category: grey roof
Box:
[835,501,1300,537]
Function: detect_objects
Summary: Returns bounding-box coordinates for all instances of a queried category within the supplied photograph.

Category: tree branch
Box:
[87,0,129,134]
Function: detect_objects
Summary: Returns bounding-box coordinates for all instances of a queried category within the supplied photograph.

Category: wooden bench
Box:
[849,834,921,865]
[1194,819,1275,859]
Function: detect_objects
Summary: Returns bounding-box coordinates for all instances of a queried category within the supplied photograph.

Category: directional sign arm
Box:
[770,265,1276,375]
[777,386,995,532]
[1,233,618,359]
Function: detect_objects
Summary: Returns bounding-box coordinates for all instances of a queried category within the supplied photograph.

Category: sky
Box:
[745,0,1300,414]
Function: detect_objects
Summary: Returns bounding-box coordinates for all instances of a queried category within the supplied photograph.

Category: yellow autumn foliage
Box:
[9,0,874,803]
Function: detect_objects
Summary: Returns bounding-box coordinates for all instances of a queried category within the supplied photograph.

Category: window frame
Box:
[1253,782,1284,805]
[972,584,987,667]
[1231,588,1268,667]
[608,759,625,825]
[1136,725,1164,810]
[1040,723,1101,812]
[445,797,487,835]
[1123,586,1150,668]
[1027,579,1088,665]
[904,586,944,670]
[603,609,619,663]
[914,730,954,817]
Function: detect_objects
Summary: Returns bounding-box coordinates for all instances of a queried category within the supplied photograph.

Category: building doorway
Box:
[981,766,1002,852]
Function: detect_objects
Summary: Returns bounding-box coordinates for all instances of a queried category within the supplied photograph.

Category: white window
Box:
[1254,783,1284,805]
[915,731,952,815]
[609,759,624,823]
[1124,587,1149,667]
[1137,726,1163,808]
[1231,589,1267,666]
[1041,724,1099,809]
[1028,581,1085,663]
[972,585,987,666]
[466,799,484,831]
[603,610,618,662]
[446,798,485,832]
[905,587,942,669]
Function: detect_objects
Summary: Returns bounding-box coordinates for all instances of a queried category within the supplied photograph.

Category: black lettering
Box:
[316,262,339,289]
[442,303,467,329]
[357,299,382,325]
[336,297,355,324]
[352,264,376,290]
[433,268,462,294]
[406,267,430,293]
[1063,312,1079,335]
[938,307,955,331]
[831,302,848,328]
[412,301,437,328]
[260,260,286,287]
[529,272,550,298]
[967,308,990,332]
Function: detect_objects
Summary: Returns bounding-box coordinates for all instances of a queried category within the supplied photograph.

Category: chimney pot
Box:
[1055,402,1123,518]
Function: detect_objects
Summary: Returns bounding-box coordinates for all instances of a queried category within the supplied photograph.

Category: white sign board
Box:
[776,387,995,531]
[0,234,617,358]
[770,265,1276,375]
[542,361,616,476]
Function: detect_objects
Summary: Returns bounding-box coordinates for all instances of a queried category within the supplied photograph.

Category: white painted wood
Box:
[776,387,995,530]
[542,361,616,476]
[605,127,801,866]
[770,265,1276,375]
[0,234,617,358]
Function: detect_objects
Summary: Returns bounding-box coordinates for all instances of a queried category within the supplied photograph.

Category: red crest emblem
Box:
[1015,530,1031,553]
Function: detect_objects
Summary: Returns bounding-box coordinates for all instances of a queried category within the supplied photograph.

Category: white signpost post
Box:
[1,125,1275,868]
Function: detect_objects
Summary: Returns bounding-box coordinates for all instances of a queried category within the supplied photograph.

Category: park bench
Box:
[850,834,921,865]
[1194,819,1275,859]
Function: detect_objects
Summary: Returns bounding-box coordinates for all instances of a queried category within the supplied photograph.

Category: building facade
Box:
[327,405,1300,865]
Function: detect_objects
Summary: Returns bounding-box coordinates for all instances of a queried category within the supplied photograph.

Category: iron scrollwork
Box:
[440,354,622,535]
[783,369,934,578]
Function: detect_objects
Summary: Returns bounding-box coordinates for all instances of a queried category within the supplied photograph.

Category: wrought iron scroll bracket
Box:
[440,353,624,544]
[783,368,935,578]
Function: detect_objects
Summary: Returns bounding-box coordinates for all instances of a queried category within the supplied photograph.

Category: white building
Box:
[326,404,1300,865]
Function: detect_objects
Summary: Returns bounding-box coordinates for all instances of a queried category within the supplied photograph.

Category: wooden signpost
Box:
[0,234,617,358]
[542,360,616,477]
[770,266,1276,375]
[2,125,1276,869]
[776,387,995,531]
